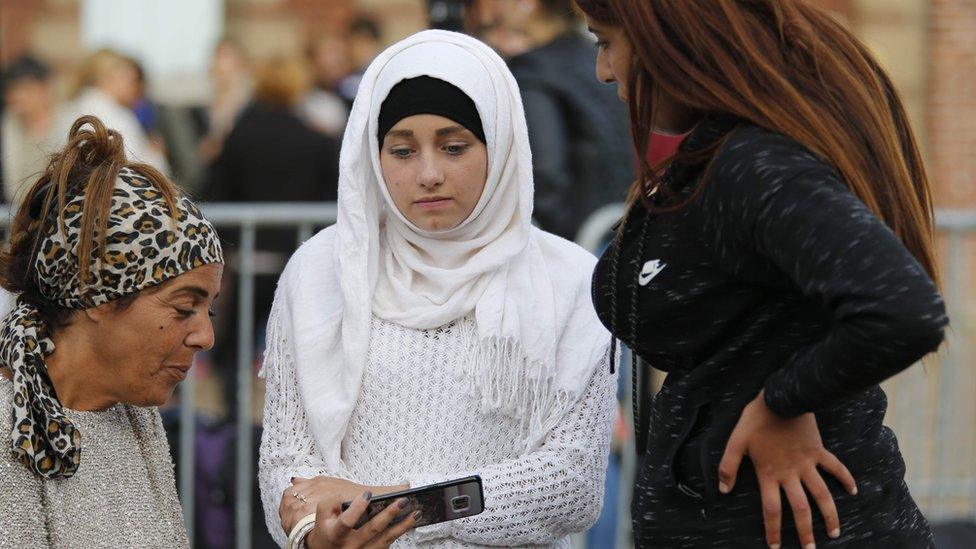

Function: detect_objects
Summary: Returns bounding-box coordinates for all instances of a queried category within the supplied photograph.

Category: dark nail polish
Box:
[398,498,410,509]
[413,510,422,520]
[362,491,372,501]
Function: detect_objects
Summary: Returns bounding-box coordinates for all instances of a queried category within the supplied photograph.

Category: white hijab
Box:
[369,32,547,345]
[278,30,609,471]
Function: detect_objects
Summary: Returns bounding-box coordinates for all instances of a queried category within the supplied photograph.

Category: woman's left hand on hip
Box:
[717,390,858,549]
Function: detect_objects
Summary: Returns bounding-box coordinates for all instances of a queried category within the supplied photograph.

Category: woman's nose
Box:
[596,50,615,84]
[186,315,216,351]
[418,156,445,189]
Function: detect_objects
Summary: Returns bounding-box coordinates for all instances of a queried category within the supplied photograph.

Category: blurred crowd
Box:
[0,2,656,547]
[0,15,379,205]
[0,2,645,236]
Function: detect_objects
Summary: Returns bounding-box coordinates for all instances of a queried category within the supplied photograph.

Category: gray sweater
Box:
[0,378,188,548]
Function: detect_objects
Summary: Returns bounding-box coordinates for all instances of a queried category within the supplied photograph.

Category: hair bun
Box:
[68,115,128,168]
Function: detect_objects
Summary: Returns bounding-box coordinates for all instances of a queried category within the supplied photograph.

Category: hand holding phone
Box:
[294,490,415,549]
[341,476,485,529]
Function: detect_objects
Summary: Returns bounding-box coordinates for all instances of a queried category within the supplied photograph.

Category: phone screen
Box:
[342,476,483,529]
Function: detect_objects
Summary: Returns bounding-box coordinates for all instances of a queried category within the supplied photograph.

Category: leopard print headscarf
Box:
[0,167,223,479]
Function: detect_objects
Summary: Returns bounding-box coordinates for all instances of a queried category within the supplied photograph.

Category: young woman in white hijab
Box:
[258,30,615,548]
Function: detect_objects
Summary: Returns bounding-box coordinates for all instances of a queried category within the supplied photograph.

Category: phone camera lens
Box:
[451,495,470,512]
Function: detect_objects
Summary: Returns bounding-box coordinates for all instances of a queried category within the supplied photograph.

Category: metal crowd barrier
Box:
[1,202,972,547]
[188,203,337,549]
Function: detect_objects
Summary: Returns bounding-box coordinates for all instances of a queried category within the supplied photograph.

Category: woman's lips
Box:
[414,197,453,210]
[164,365,191,382]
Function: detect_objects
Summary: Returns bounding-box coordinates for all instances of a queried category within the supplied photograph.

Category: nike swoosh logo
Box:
[638,260,666,286]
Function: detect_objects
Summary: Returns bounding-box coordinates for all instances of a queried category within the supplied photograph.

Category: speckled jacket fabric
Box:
[592,115,947,547]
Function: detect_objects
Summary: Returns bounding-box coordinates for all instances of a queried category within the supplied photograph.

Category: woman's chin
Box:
[138,384,180,407]
[411,214,464,232]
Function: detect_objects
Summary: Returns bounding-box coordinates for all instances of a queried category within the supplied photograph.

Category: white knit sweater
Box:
[259,312,615,548]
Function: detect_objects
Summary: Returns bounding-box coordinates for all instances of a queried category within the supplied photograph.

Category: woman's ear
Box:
[83,302,114,324]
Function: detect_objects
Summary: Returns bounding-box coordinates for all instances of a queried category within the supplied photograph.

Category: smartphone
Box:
[340,475,484,529]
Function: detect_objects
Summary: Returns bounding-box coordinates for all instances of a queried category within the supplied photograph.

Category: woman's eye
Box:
[595,40,609,51]
[390,148,412,158]
[445,144,469,155]
[208,309,217,318]
[174,307,194,318]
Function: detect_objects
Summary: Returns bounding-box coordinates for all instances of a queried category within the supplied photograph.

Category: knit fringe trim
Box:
[454,319,575,453]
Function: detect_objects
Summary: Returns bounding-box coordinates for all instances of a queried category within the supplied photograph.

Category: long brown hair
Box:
[575,0,937,281]
[0,115,179,328]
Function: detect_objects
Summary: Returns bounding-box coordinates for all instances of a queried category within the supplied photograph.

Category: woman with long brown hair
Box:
[576,0,947,547]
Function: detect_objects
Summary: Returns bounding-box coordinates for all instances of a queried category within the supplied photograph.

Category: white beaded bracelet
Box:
[286,513,317,549]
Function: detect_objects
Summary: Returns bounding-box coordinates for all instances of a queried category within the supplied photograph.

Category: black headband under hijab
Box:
[377,76,486,146]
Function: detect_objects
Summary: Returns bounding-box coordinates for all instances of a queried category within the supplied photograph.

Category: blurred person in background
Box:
[199,37,253,166]
[202,54,339,425]
[336,15,385,107]
[128,56,159,137]
[428,0,474,32]
[59,48,170,174]
[124,55,175,173]
[302,32,351,139]
[467,0,530,58]
[1,55,59,206]
[0,115,223,547]
[204,53,339,256]
[471,0,632,241]
[470,6,633,543]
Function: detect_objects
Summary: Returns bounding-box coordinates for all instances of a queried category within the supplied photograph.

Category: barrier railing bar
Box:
[201,203,337,226]
[179,368,196,540]
[297,223,314,246]
[236,223,256,549]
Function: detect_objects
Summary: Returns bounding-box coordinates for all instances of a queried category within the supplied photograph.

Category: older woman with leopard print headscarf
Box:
[0,115,223,547]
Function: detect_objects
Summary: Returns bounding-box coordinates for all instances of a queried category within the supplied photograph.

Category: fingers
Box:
[279,488,290,525]
[369,509,418,549]
[280,505,314,533]
[290,476,314,495]
[803,470,840,540]
[280,486,313,532]
[819,450,858,496]
[340,491,373,529]
[325,490,372,543]
[783,478,814,548]
[289,479,346,517]
[718,431,746,494]
[759,477,782,549]
[361,497,411,540]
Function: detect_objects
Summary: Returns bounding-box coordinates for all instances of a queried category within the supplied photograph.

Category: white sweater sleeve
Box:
[405,349,616,546]
[258,298,354,547]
